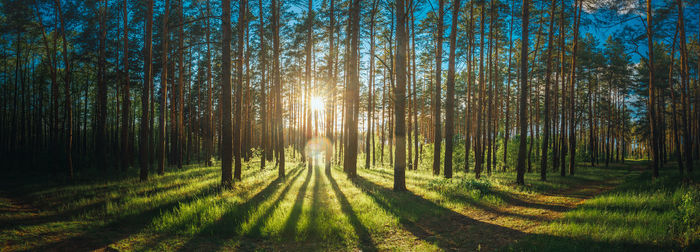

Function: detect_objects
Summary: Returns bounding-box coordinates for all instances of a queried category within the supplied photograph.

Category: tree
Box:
[272,0,285,178]
[305,0,313,171]
[259,0,267,170]
[366,0,379,170]
[176,0,185,170]
[141,0,154,181]
[432,0,444,176]
[120,0,130,172]
[394,0,408,191]
[325,0,335,173]
[444,0,460,179]
[568,0,581,176]
[540,0,556,181]
[343,0,360,177]
[56,0,72,178]
[516,0,529,185]
[96,0,107,171]
[234,0,247,180]
[676,0,692,175]
[158,0,170,176]
[221,0,233,188]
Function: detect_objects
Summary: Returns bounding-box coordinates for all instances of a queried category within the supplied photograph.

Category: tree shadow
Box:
[245,165,307,237]
[175,165,305,251]
[280,166,313,237]
[363,168,566,219]
[21,182,222,252]
[352,176,526,251]
[327,169,378,251]
[1,173,220,232]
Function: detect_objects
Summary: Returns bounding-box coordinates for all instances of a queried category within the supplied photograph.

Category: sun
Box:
[310,96,324,112]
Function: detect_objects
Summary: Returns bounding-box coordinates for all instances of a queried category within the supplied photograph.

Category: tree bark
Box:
[141,0,154,181]
[433,0,444,176]
[444,0,460,179]
[394,0,408,191]
[221,0,233,188]
[516,0,529,185]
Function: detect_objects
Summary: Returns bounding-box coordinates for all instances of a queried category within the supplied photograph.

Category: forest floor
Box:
[0,157,697,251]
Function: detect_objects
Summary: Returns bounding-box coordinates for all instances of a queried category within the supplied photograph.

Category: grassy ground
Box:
[504,161,700,251]
[0,155,697,251]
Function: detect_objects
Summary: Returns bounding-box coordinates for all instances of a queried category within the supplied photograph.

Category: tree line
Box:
[0,0,697,189]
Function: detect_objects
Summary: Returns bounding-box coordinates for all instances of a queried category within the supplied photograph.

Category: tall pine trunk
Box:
[432,0,444,176]
[221,0,233,187]
[444,0,460,179]
[516,0,529,185]
[394,0,408,191]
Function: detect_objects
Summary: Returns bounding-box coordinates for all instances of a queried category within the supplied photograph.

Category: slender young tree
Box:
[516,0,529,185]
[444,0,460,179]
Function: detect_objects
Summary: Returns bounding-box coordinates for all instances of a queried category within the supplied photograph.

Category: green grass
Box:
[1,153,697,251]
[504,162,700,251]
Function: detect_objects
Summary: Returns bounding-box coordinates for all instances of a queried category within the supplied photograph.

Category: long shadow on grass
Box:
[175,165,305,251]
[327,169,378,251]
[352,175,525,251]
[363,168,566,220]
[1,170,220,232]
[245,165,307,237]
[16,165,275,251]
[22,180,222,252]
[280,166,313,237]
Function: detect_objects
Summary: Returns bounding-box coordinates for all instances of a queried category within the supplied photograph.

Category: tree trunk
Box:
[259,0,267,170]
[234,0,246,180]
[221,0,233,188]
[432,0,444,176]
[97,0,107,171]
[541,0,556,181]
[516,0,529,185]
[141,0,154,181]
[158,0,170,175]
[325,0,335,172]
[120,0,130,172]
[568,0,581,176]
[344,0,360,177]
[366,0,378,170]
[677,0,692,175]
[394,0,408,191]
[444,0,460,179]
[272,0,285,177]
